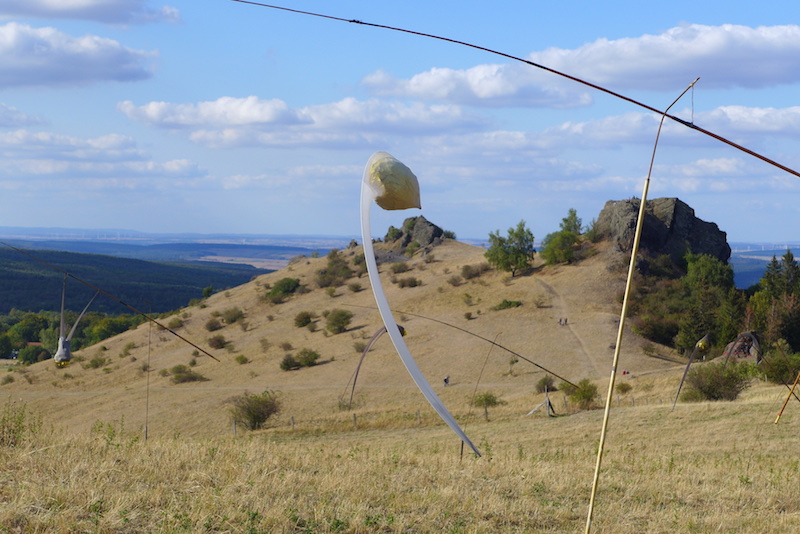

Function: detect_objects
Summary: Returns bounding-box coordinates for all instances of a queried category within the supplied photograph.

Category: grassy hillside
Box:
[1,238,798,532]
[0,247,270,314]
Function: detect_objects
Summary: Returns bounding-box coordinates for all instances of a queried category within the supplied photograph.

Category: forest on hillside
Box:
[0,248,269,315]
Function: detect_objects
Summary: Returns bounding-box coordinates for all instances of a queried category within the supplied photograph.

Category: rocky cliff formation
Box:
[595,198,731,264]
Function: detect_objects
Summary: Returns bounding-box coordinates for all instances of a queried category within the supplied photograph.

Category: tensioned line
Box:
[230,0,800,180]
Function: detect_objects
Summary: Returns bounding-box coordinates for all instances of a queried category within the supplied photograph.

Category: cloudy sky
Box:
[1,1,799,243]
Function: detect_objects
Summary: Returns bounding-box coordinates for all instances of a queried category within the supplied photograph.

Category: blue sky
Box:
[1,1,799,243]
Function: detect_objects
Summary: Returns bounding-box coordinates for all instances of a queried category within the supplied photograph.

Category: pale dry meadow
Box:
[1,240,799,532]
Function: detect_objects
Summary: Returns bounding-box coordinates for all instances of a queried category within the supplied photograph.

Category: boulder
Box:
[595,198,731,264]
[384,215,444,248]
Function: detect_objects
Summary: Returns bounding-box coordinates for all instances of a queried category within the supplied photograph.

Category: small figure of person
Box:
[443,375,450,387]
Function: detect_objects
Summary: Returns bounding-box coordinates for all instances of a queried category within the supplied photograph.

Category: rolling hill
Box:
[2,238,683,438]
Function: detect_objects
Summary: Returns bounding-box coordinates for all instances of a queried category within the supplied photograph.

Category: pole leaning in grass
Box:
[360,151,480,457]
[585,79,698,534]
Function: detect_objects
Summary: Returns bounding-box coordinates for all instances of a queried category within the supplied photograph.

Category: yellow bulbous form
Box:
[696,335,710,352]
[365,151,421,210]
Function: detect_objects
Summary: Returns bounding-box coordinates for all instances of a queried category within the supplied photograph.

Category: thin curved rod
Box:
[585,78,697,534]
[672,334,709,410]
[361,157,480,457]
[230,0,800,180]
[344,303,579,389]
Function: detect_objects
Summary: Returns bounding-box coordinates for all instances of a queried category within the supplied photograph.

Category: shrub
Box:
[348,282,363,293]
[1,375,14,385]
[326,309,354,334]
[235,355,249,365]
[294,311,314,328]
[761,352,800,385]
[208,335,227,350]
[569,378,599,409]
[167,317,184,330]
[682,361,751,401]
[461,263,490,280]
[279,341,293,351]
[559,381,578,396]
[169,365,208,384]
[536,375,556,393]
[396,277,421,288]
[470,391,506,421]
[385,226,402,241]
[259,338,271,352]
[316,250,353,288]
[492,299,522,311]
[17,345,51,365]
[205,318,222,332]
[222,307,245,324]
[405,241,421,257]
[391,262,410,274]
[84,356,110,370]
[447,275,463,287]
[296,348,321,367]
[353,341,367,353]
[265,277,301,303]
[280,354,300,371]
[615,382,632,395]
[229,390,281,430]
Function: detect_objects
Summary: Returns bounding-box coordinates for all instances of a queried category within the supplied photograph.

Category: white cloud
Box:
[0,23,156,88]
[362,24,800,107]
[0,0,179,24]
[362,66,592,108]
[120,96,487,148]
[531,24,800,91]
[0,130,143,161]
[117,96,309,128]
[0,128,204,187]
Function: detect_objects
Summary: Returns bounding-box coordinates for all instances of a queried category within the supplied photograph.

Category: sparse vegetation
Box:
[222,307,245,324]
[316,249,353,288]
[470,391,506,421]
[536,375,556,393]
[615,382,632,395]
[568,378,599,409]
[396,277,421,288]
[168,365,208,384]
[294,311,315,328]
[296,348,321,367]
[265,277,302,304]
[208,335,227,350]
[326,309,353,334]
[682,361,752,402]
[492,299,522,311]
[229,390,281,430]
[205,317,222,332]
[235,355,249,365]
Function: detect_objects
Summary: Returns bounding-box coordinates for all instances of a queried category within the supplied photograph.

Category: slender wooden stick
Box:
[775,371,800,424]
[585,79,697,534]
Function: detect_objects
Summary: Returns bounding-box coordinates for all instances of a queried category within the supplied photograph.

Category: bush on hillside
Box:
[326,309,353,334]
[682,361,751,402]
[536,375,556,393]
[294,311,314,328]
[265,277,301,304]
[229,390,281,430]
[169,365,208,384]
[568,378,599,410]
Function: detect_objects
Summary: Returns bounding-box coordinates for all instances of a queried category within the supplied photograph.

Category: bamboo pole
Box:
[585,79,698,534]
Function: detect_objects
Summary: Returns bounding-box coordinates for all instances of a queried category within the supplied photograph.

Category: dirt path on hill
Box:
[533,277,602,376]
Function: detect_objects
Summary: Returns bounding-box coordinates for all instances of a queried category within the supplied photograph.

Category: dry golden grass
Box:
[2,239,799,532]
[2,388,800,533]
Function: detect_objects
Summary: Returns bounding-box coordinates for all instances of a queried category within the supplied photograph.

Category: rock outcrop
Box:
[595,198,731,264]
[384,215,444,249]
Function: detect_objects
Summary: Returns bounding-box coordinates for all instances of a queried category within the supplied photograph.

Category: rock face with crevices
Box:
[594,197,731,264]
